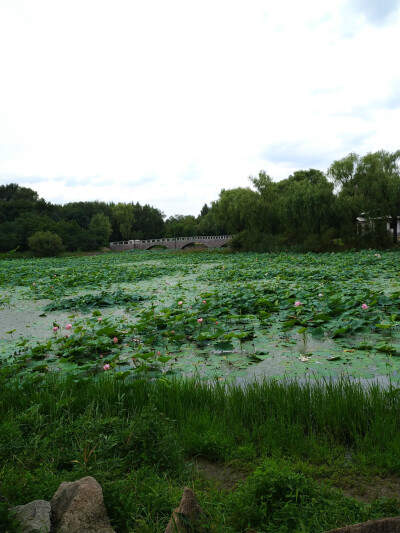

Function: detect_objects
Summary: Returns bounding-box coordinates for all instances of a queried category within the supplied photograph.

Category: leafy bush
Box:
[230,230,286,252]
[226,459,381,532]
[28,231,63,257]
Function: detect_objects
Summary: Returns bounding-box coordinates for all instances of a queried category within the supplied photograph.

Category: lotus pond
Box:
[1,249,400,383]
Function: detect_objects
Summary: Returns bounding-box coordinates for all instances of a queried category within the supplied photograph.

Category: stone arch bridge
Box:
[109,235,232,251]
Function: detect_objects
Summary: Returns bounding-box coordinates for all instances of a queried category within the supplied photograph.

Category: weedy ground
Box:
[1,376,400,532]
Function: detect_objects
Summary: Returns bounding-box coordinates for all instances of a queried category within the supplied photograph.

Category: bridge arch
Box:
[146,244,168,250]
[179,241,210,249]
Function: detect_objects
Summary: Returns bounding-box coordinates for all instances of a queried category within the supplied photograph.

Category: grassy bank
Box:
[1,375,400,532]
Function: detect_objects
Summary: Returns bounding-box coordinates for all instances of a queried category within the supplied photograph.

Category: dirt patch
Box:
[193,458,400,503]
[193,457,247,490]
[340,475,400,503]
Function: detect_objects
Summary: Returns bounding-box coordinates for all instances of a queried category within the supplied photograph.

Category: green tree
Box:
[199,203,210,217]
[131,203,165,239]
[329,150,400,245]
[11,213,54,250]
[0,183,38,203]
[59,201,112,229]
[280,169,335,238]
[249,169,337,250]
[49,220,83,252]
[0,183,44,223]
[164,215,199,237]
[112,203,134,240]
[0,221,22,252]
[28,231,63,257]
[249,171,282,235]
[210,187,261,234]
[89,213,112,247]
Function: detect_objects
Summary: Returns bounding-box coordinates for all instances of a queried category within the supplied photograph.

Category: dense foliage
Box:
[0,149,399,254]
[28,230,64,257]
[218,151,400,252]
[0,186,165,253]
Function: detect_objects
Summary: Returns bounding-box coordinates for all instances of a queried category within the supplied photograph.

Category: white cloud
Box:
[347,0,400,28]
[0,0,399,217]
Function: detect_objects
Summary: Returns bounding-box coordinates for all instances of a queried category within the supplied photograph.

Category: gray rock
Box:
[324,516,400,532]
[50,476,115,533]
[9,500,51,533]
[164,487,208,532]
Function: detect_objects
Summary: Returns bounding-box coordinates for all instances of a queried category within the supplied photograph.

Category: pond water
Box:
[1,250,400,384]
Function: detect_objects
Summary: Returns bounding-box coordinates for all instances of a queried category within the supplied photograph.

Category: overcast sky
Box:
[1,1,399,217]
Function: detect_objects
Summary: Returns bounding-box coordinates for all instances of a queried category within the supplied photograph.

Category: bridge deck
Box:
[109,235,232,251]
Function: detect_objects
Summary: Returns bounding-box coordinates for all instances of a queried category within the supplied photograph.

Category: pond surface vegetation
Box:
[1,249,400,384]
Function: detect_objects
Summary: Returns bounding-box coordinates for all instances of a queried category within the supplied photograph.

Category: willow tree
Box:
[112,203,134,240]
[249,171,282,235]
[89,213,112,246]
[329,150,400,244]
[274,169,335,239]
[210,187,262,234]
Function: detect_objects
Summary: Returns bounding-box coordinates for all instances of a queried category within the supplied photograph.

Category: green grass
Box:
[1,375,400,532]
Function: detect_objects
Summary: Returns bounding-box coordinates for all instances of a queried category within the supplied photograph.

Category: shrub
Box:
[28,231,63,257]
[226,459,374,532]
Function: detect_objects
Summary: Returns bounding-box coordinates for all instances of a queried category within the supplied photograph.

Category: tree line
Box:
[1,149,399,255]
[208,149,400,252]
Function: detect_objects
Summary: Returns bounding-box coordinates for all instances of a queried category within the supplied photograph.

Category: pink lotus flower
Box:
[103,363,110,371]
[113,337,118,343]
[52,326,58,332]
[65,324,72,330]
[197,318,203,323]
[97,317,102,322]
[32,283,36,286]
[202,300,206,304]
[100,354,103,358]
[157,351,161,356]
[178,301,183,305]
[362,303,369,310]
[294,301,302,307]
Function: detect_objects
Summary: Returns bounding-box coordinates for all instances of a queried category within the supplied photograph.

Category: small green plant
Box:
[0,502,22,533]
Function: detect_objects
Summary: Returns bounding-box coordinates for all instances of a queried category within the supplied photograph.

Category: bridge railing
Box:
[110,235,232,246]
